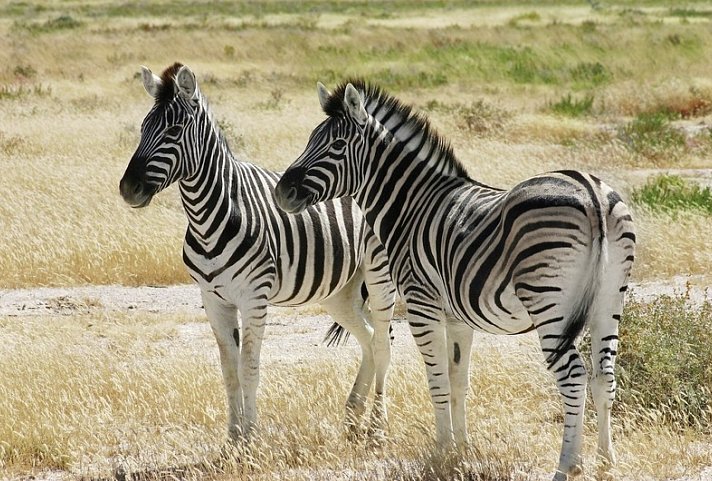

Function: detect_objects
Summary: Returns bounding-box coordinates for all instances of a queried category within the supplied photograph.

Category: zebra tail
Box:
[323,281,370,347]
[545,228,607,369]
[323,322,350,347]
[323,281,396,347]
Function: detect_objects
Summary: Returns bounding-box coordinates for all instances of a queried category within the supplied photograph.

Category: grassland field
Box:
[2,1,712,480]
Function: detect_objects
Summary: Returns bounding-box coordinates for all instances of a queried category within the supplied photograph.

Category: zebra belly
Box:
[267,254,360,307]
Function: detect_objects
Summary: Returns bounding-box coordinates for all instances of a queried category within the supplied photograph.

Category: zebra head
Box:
[119,63,201,208]
[275,82,369,214]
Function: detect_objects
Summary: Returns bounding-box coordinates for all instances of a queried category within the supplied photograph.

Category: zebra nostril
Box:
[133,182,143,195]
[287,186,298,201]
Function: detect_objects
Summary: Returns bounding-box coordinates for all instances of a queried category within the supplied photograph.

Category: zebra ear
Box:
[343,83,367,124]
[317,82,331,110]
[141,66,162,98]
[175,65,198,101]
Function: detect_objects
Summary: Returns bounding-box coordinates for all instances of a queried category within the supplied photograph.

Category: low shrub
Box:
[548,93,595,117]
[616,294,712,429]
[631,174,712,215]
[619,112,685,160]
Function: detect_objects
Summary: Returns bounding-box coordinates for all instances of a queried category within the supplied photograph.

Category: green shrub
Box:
[631,174,712,215]
[570,61,610,86]
[548,93,595,117]
[619,112,685,158]
[508,11,541,26]
[616,295,712,429]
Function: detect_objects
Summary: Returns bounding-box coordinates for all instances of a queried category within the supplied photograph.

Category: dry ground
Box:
[1,280,712,481]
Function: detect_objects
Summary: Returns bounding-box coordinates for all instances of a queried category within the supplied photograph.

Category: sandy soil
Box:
[1,275,710,367]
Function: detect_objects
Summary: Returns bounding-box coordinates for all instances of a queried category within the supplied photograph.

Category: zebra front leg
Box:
[202,292,243,440]
[322,290,376,439]
[238,300,268,439]
[447,319,474,446]
[406,302,454,447]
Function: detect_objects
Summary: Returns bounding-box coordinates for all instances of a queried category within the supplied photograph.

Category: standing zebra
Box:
[274,80,636,480]
[119,65,396,440]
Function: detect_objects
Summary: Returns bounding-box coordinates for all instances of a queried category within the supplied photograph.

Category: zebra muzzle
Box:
[119,175,154,208]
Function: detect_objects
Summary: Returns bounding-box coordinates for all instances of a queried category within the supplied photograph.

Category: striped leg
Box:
[322,284,376,438]
[447,319,474,446]
[238,299,268,438]
[530,305,588,480]
[406,298,453,446]
[202,292,243,440]
[363,239,396,438]
[590,207,635,466]
[368,314,392,439]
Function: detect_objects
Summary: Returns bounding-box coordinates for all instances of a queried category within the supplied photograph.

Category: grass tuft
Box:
[631,174,712,215]
[548,93,595,117]
[619,112,685,160]
[17,14,83,33]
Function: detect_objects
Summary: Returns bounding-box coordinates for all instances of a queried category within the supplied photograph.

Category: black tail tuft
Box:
[323,322,350,347]
[545,237,603,369]
[545,299,590,369]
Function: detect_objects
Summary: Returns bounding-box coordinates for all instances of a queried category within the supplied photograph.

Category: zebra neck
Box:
[355,123,468,252]
[178,132,244,246]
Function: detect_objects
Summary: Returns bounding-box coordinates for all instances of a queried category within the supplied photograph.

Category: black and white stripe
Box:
[119,65,396,440]
[275,80,635,480]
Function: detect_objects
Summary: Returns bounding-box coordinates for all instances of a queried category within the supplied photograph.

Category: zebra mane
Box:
[323,79,471,180]
[154,62,184,105]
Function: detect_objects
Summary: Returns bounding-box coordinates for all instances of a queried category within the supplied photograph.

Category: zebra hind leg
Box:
[590,201,635,467]
[321,279,376,440]
[529,304,589,481]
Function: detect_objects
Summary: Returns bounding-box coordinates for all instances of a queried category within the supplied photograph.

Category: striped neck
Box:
[178,102,241,245]
[354,114,470,252]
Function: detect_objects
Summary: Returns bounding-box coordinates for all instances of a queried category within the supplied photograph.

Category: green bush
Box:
[631,174,712,215]
[616,295,712,429]
[548,93,595,117]
[619,111,685,158]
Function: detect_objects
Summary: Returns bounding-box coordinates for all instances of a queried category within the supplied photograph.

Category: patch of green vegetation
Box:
[569,61,610,86]
[619,112,685,158]
[617,295,712,428]
[548,93,595,117]
[631,175,712,215]
[508,11,541,26]
[669,8,712,18]
[13,64,36,79]
[0,1,477,19]
[579,20,598,32]
[16,14,83,33]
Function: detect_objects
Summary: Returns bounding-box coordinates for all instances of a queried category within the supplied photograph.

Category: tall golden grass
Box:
[3,6,712,286]
[1,309,710,480]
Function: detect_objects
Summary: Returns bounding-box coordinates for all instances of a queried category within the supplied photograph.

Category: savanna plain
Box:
[2,1,712,480]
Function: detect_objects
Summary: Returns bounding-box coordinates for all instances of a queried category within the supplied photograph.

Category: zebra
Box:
[118,64,396,441]
[274,80,636,480]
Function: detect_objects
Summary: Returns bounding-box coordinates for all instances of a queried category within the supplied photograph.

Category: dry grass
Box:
[3,4,712,286]
[1,309,710,481]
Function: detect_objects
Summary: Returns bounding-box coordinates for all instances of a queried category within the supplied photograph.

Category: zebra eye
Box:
[164,125,182,138]
[332,139,347,150]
